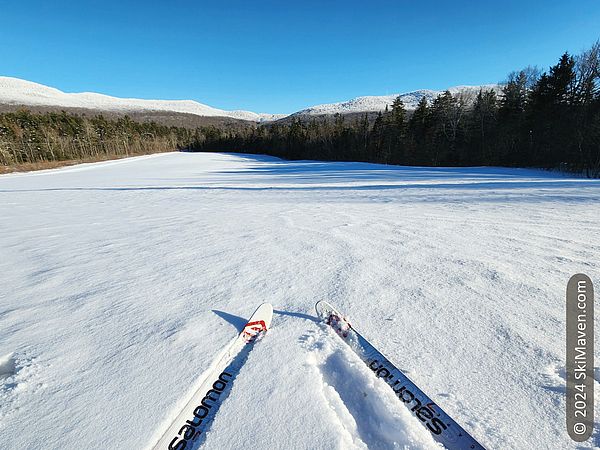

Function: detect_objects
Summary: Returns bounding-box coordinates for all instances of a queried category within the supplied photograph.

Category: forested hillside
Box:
[0,110,230,170]
[2,43,599,176]
[200,43,600,177]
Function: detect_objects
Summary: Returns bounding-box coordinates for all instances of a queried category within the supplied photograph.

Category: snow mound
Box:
[0,77,285,123]
[0,353,16,379]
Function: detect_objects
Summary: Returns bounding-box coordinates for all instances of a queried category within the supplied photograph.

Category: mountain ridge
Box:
[0,77,285,123]
[289,84,502,118]
[0,76,502,122]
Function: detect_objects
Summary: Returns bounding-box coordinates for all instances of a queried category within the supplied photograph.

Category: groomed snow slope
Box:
[0,152,599,449]
[0,77,285,122]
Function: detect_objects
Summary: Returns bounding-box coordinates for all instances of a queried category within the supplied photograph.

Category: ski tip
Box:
[314,300,325,317]
[250,303,273,330]
[257,302,273,311]
[315,300,336,320]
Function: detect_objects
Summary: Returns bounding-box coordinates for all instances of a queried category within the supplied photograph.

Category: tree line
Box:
[2,42,598,176]
[0,110,225,167]
[199,42,600,177]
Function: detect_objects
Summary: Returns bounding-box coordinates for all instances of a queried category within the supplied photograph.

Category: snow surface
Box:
[0,77,285,122]
[0,152,599,449]
[290,85,502,116]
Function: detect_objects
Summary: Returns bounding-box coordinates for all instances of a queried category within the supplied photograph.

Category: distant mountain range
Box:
[0,77,284,123]
[289,85,502,118]
[0,76,502,123]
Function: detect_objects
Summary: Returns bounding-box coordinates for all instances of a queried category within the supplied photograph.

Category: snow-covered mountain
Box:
[290,84,502,117]
[0,77,285,123]
[0,76,503,123]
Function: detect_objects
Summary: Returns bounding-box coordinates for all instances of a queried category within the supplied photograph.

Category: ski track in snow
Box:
[0,152,599,449]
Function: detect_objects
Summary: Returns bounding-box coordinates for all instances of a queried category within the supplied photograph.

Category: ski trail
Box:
[302,328,441,450]
[200,313,357,450]
[3,153,599,448]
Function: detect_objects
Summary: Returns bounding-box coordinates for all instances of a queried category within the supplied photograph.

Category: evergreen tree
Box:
[527,53,578,166]
[548,52,577,105]
[470,89,498,163]
[407,97,429,164]
[370,112,385,162]
[497,71,529,165]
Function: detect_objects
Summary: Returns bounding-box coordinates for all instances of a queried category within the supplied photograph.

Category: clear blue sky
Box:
[1,0,599,114]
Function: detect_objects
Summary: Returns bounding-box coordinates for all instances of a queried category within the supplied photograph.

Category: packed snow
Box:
[0,77,285,122]
[0,152,599,449]
[290,85,502,116]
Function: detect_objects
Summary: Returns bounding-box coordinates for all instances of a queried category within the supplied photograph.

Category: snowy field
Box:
[0,152,599,449]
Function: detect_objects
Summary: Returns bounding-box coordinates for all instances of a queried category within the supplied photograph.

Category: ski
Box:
[152,303,273,450]
[315,300,485,450]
